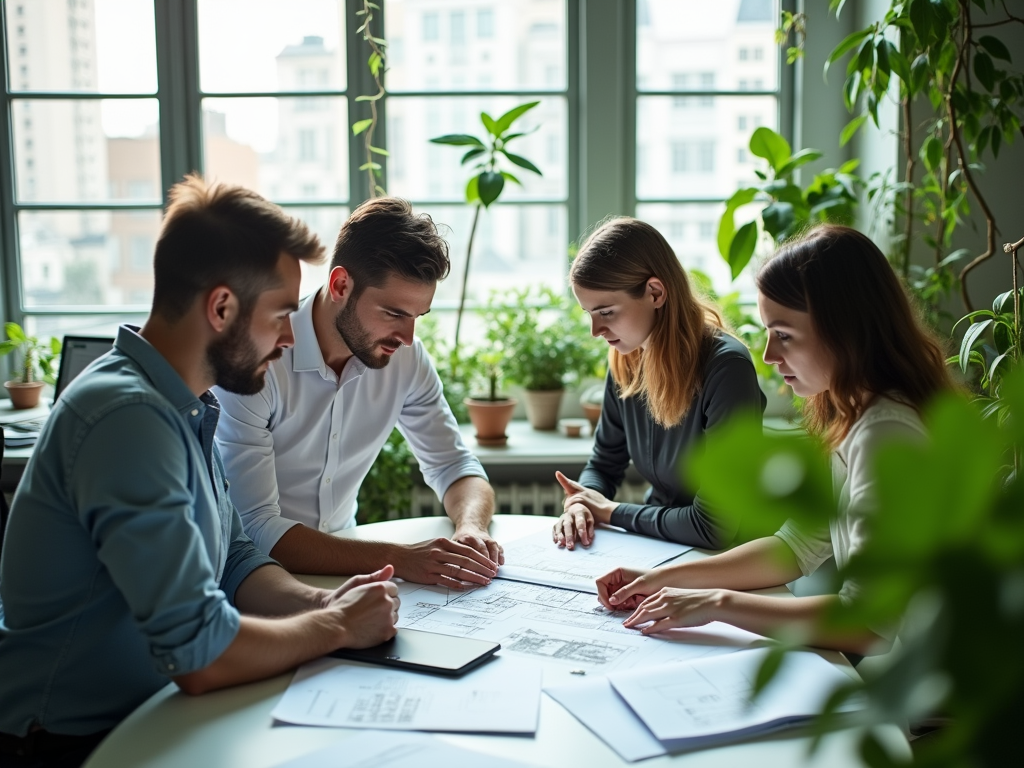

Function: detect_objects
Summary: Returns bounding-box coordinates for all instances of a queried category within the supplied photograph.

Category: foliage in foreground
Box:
[689,372,1024,767]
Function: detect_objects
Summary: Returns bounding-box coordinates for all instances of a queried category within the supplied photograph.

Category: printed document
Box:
[498,528,691,593]
[272,732,536,768]
[609,648,863,745]
[272,656,541,733]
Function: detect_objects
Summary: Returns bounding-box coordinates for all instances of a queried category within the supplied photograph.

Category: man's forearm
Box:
[442,476,495,532]
[269,524,400,576]
[233,562,327,616]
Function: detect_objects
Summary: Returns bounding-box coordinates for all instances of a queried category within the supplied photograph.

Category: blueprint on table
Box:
[396,579,767,682]
[497,528,692,593]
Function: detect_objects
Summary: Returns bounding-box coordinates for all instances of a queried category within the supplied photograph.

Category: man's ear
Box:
[206,285,239,334]
[328,266,356,304]
[647,277,667,309]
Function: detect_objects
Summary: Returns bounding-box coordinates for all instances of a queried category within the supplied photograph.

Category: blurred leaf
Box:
[840,115,867,146]
[979,35,1012,62]
[477,170,505,207]
[430,134,485,147]
[493,101,539,135]
[461,147,486,165]
[728,221,759,280]
[975,51,996,91]
[717,188,758,260]
[749,127,792,172]
[4,323,26,343]
[502,151,542,176]
[481,112,500,136]
[351,118,373,136]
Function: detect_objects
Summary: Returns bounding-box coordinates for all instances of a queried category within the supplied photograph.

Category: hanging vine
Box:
[351,1,388,197]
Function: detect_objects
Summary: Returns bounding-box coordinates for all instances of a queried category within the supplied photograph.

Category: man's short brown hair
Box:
[152,174,325,321]
[331,197,450,296]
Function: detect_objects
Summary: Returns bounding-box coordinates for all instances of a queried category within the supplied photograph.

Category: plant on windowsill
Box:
[429,101,543,359]
[0,323,61,410]
[463,350,517,447]
[482,287,605,430]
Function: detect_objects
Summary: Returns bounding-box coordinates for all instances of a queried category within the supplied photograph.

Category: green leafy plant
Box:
[356,428,414,525]
[350,0,388,197]
[717,127,862,280]
[689,376,1024,767]
[815,0,1024,311]
[470,350,508,403]
[481,286,605,392]
[0,322,61,385]
[430,102,543,353]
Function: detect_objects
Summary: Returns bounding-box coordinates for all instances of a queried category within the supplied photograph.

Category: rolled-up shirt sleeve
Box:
[775,518,834,576]
[215,373,301,555]
[397,342,487,500]
[71,403,241,676]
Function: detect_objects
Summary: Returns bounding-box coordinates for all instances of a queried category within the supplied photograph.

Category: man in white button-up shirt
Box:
[214,197,501,588]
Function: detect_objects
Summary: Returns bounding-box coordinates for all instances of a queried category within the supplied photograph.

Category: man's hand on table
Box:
[321,564,401,648]
[391,537,500,589]
[453,526,504,565]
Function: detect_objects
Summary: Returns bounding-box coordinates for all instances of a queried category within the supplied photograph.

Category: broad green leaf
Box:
[477,170,504,207]
[979,35,1012,62]
[460,147,486,165]
[351,119,374,136]
[775,149,824,178]
[959,318,993,373]
[875,39,890,77]
[0,341,17,355]
[909,0,934,43]
[824,28,872,82]
[748,127,791,172]
[974,52,996,92]
[921,135,943,172]
[993,290,1014,313]
[889,47,911,84]
[465,175,480,204]
[717,188,759,260]
[501,151,542,176]
[752,647,786,698]
[493,101,540,135]
[989,353,1012,385]
[728,221,758,279]
[430,134,485,147]
[840,115,867,146]
[481,112,500,136]
[369,145,389,156]
[4,323,26,343]
[501,170,522,185]
[761,202,795,240]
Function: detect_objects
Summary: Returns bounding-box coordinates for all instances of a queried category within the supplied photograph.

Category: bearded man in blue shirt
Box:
[0,176,400,768]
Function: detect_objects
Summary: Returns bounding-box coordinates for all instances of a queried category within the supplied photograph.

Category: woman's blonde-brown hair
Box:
[756,224,954,448]
[570,217,726,428]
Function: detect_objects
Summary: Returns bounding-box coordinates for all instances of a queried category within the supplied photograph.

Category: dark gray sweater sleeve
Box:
[577,373,628,499]
[609,355,766,549]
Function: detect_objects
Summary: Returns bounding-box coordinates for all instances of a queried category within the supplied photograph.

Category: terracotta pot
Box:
[464,397,517,447]
[523,389,564,430]
[581,402,602,432]
[5,380,44,409]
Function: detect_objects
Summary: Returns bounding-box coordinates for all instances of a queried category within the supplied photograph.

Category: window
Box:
[635,0,780,295]
[423,12,439,41]
[477,8,494,38]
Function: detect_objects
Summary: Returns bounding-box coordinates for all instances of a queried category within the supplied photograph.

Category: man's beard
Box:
[207,316,282,395]
[334,299,403,370]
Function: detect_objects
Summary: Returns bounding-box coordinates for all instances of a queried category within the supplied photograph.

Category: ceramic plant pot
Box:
[523,389,564,431]
[464,397,517,447]
[4,380,44,409]
[581,402,602,432]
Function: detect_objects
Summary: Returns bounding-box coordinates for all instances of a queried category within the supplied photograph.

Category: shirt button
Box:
[321,523,328,531]
[325,477,331,484]
[168,663,175,671]
[190,409,198,416]
[332,433,338,440]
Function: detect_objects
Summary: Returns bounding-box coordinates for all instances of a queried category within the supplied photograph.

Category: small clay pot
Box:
[581,402,602,432]
[5,380,44,410]
[523,389,564,430]
[464,397,517,447]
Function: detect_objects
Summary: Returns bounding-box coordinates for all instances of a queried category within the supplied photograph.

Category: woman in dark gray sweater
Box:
[553,218,766,550]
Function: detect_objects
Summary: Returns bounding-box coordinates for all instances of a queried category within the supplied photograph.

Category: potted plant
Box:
[1,322,61,409]
[463,350,516,447]
[483,287,604,430]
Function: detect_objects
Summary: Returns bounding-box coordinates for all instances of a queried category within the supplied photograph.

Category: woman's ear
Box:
[647,277,667,309]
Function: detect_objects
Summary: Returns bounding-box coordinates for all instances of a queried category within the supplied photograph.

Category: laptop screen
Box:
[54,336,114,401]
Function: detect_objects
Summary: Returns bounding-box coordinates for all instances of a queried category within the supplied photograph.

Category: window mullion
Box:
[0,1,22,347]
[155,0,203,201]
[346,0,385,205]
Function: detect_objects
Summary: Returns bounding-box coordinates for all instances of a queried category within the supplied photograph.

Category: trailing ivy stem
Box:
[901,95,913,278]
[453,203,482,354]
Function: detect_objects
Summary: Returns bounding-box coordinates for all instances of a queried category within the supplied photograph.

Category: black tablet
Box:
[330,628,500,677]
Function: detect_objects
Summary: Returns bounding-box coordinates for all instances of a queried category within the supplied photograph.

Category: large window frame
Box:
[0,0,793,379]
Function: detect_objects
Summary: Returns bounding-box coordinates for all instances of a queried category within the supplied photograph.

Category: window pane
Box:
[25,314,147,341]
[636,95,777,200]
[198,0,345,93]
[412,204,568,306]
[6,0,157,93]
[387,96,566,201]
[12,99,161,203]
[636,202,760,297]
[20,209,163,309]
[202,98,349,202]
[386,0,566,92]
[637,0,778,92]
[280,206,349,297]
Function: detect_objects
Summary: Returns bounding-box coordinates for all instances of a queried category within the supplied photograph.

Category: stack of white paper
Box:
[548,648,862,761]
[272,656,541,734]
[273,732,536,768]
[498,528,691,593]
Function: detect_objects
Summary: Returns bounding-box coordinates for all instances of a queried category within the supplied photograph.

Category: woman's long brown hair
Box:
[570,217,725,428]
[756,224,954,448]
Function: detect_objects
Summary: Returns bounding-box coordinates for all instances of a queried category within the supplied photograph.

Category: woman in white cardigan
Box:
[595,224,955,656]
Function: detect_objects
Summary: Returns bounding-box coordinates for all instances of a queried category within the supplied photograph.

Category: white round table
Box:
[83,515,909,768]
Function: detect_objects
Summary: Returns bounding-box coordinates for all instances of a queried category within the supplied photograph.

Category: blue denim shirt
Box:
[0,326,276,736]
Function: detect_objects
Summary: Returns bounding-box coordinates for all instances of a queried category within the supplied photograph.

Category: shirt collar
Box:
[291,290,367,382]
[114,325,208,413]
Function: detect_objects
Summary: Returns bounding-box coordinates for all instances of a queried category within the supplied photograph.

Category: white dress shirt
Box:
[213,292,487,555]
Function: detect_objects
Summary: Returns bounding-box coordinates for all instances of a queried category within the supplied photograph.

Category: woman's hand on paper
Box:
[596,566,657,611]
[552,471,616,549]
[621,587,724,635]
